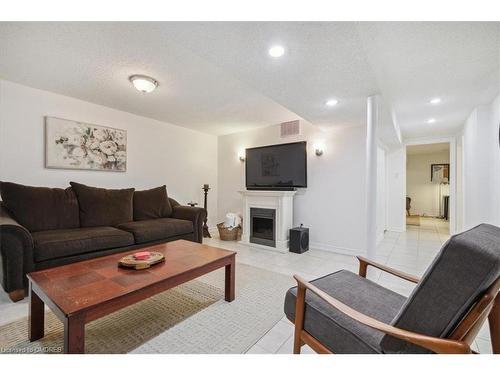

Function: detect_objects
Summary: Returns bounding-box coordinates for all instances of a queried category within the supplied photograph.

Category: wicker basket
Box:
[217,222,241,241]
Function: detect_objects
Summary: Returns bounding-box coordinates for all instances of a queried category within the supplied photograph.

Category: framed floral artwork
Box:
[45,116,127,172]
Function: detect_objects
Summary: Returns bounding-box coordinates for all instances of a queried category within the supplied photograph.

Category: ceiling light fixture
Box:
[325,99,338,107]
[427,118,436,124]
[268,45,285,58]
[430,97,442,105]
[129,75,159,93]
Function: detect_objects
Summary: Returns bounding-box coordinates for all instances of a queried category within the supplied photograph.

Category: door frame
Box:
[404,136,457,234]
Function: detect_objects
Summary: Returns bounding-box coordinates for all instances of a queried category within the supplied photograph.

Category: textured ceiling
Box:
[0,22,498,138]
[357,22,500,139]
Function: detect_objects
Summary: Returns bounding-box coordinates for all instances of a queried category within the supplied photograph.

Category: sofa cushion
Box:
[0,181,80,232]
[381,223,500,354]
[133,185,172,220]
[117,218,193,244]
[70,181,134,227]
[284,270,407,354]
[32,227,135,262]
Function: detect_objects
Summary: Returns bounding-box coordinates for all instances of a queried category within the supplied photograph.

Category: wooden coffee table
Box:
[27,240,236,353]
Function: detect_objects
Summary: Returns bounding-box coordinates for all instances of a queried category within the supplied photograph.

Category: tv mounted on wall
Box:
[245,141,307,190]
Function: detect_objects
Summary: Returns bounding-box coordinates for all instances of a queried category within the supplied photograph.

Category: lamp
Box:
[129,75,159,93]
[238,150,246,162]
[313,142,325,156]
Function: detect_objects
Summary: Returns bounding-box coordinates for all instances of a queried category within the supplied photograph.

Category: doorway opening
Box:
[405,142,451,235]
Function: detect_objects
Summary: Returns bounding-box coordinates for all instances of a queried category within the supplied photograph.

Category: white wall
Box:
[386,147,406,232]
[376,145,386,242]
[462,94,500,229]
[0,80,219,226]
[217,122,367,255]
[456,137,464,230]
[406,150,450,217]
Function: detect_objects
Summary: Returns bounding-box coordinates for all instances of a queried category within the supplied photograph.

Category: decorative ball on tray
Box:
[118,251,165,270]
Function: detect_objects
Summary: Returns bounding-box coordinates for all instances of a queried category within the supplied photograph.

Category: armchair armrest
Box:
[293,275,471,354]
[0,205,34,298]
[171,205,207,243]
[357,256,420,284]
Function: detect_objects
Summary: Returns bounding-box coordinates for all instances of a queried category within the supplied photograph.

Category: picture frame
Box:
[430,163,449,182]
[45,116,127,172]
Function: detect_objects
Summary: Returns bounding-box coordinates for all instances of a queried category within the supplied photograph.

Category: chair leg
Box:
[293,284,306,354]
[488,293,500,354]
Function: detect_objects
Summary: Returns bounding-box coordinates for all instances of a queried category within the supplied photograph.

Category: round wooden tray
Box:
[118,252,165,270]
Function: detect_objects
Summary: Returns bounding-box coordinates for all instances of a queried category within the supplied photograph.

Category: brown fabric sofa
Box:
[0,181,207,302]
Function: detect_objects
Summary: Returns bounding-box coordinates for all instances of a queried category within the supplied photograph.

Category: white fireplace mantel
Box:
[238,190,296,253]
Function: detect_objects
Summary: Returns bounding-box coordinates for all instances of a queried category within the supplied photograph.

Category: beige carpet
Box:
[406,215,421,226]
[0,263,294,354]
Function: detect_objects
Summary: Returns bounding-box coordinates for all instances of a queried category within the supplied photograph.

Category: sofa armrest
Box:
[0,205,35,294]
[171,205,207,243]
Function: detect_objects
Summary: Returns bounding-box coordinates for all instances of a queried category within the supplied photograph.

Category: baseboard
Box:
[238,240,288,253]
[387,226,405,233]
[309,241,366,257]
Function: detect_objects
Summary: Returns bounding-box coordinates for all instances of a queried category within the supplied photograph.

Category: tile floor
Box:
[207,217,492,354]
[0,218,493,354]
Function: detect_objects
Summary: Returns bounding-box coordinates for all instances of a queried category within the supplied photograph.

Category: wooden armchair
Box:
[284,224,500,354]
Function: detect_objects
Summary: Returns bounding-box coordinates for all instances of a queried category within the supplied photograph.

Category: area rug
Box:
[406,215,421,226]
[0,263,294,354]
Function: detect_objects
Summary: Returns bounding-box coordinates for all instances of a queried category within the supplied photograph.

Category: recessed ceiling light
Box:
[427,118,436,124]
[430,97,441,105]
[129,75,159,93]
[325,99,339,107]
[268,45,285,58]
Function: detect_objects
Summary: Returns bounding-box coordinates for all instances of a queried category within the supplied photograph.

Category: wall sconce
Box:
[238,150,246,162]
[313,142,325,156]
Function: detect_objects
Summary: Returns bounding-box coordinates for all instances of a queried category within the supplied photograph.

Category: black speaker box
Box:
[289,226,309,254]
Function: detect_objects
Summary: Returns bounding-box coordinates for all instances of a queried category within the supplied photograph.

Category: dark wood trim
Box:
[29,283,45,342]
[64,314,85,354]
[300,331,332,354]
[488,292,500,354]
[30,282,67,321]
[357,256,420,284]
[8,288,25,302]
[81,256,234,323]
[224,255,235,302]
[293,282,306,354]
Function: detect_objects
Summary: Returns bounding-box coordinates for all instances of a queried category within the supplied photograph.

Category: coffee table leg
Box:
[64,314,85,354]
[225,255,235,302]
[29,282,44,342]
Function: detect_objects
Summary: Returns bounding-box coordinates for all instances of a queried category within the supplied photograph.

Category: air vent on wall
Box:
[280,120,301,138]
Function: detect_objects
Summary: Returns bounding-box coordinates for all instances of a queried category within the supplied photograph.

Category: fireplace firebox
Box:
[250,208,276,247]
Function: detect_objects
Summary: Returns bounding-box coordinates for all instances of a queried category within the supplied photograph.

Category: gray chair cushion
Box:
[117,218,193,244]
[32,227,134,262]
[284,270,407,353]
[381,223,500,353]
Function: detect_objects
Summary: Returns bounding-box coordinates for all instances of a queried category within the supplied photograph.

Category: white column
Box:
[365,95,379,259]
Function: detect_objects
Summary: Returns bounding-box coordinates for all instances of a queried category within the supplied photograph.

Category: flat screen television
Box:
[245,141,307,190]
